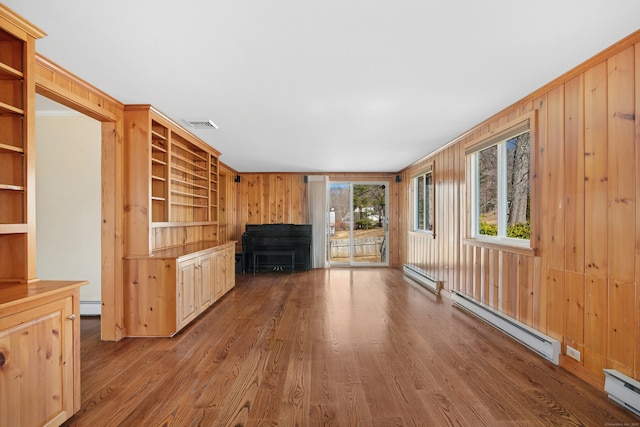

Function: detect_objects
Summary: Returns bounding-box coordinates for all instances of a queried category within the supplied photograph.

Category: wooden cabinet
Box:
[0,280,86,427]
[124,241,235,337]
[0,6,45,282]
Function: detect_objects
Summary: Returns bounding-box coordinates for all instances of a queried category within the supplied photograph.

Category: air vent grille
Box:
[183,119,218,129]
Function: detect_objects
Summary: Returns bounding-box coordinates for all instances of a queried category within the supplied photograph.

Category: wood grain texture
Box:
[564,75,585,274]
[63,269,638,426]
[607,47,636,285]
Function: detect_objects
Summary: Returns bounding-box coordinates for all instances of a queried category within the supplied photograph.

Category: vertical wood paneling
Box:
[563,75,586,365]
[219,164,239,246]
[635,42,640,380]
[488,249,499,310]
[565,271,585,361]
[546,268,565,341]
[518,255,534,326]
[584,276,607,373]
[455,143,464,291]
[584,62,609,278]
[533,94,549,333]
[582,60,610,378]
[473,246,481,300]
[547,86,566,270]
[564,76,585,273]
[269,175,277,223]
[504,252,518,319]
[607,47,636,375]
[607,48,636,284]
[608,281,635,376]
[479,247,489,305]
[464,244,473,295]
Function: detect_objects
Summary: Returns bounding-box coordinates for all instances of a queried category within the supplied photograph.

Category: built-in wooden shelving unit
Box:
[123,104,233,338]
[124,104,222,255]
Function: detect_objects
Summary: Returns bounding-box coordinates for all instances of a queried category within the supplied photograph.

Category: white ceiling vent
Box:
[183,119,218,129]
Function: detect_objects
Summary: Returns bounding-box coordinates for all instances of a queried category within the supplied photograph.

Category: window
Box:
[413,168,434,233]
[468,117,532,245]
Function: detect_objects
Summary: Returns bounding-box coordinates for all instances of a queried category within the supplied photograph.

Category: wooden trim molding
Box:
[35,54,123,122]
[0,4,46,39]
[462,238,537,257]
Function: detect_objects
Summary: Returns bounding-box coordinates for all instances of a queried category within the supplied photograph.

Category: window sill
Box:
[409,230,435,239]
[462,238,537,256]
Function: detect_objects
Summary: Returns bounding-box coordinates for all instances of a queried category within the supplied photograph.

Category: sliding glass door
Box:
[328,182,388,266]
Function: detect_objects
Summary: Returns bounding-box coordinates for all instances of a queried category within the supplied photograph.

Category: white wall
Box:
[36,112,102,315]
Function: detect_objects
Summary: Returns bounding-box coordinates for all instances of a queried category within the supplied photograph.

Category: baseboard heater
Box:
[403,264,440,294]
[451,291,560,365]
[604,369,640,416]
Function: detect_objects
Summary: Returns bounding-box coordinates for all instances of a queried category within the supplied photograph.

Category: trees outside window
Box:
[472,131,530,241]
[413,170,434,233]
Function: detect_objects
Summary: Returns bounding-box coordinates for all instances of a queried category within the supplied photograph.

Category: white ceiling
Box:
[7,1,640,173]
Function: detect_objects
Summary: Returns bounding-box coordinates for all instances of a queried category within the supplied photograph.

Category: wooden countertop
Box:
[125,240,236,260]
[0,280,88,309]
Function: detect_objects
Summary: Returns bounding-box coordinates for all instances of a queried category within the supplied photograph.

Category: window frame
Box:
[465,111,537,251]
[411,161,435,237]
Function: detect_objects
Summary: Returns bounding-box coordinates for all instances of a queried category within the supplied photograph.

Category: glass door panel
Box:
[328,182,388,265]
[328,183,351,263]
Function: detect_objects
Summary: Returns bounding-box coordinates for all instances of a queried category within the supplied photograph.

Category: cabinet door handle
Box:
[67,314,76,320]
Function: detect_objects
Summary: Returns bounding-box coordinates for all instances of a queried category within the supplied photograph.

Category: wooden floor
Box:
[64,268,638,426]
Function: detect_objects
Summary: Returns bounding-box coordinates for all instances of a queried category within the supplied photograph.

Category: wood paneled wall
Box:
[237,173,309,228]
[219,163,239,250]
[400,31,640,387]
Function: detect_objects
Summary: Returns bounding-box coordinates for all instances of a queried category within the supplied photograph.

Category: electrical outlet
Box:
[566,345,581,362]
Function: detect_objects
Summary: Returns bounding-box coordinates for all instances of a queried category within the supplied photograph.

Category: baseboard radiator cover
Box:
[403,264,440,294]
[603,369,640,416]
[80,300,101,316]
[451,291,560,365]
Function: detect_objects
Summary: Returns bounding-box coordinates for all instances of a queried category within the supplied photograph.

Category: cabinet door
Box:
[223,246,235,292]
[0,297,75,427]
[199,253,212,310]
[177,257,199,330]
[212,250,225,302]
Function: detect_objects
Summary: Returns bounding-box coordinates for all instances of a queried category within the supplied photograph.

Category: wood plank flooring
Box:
[63,268,638,426]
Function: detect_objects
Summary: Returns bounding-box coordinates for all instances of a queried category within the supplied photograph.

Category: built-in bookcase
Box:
[0,28,26,238]
[170,133,209,222]
[124,105,221,255]
[0,15,44,282]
